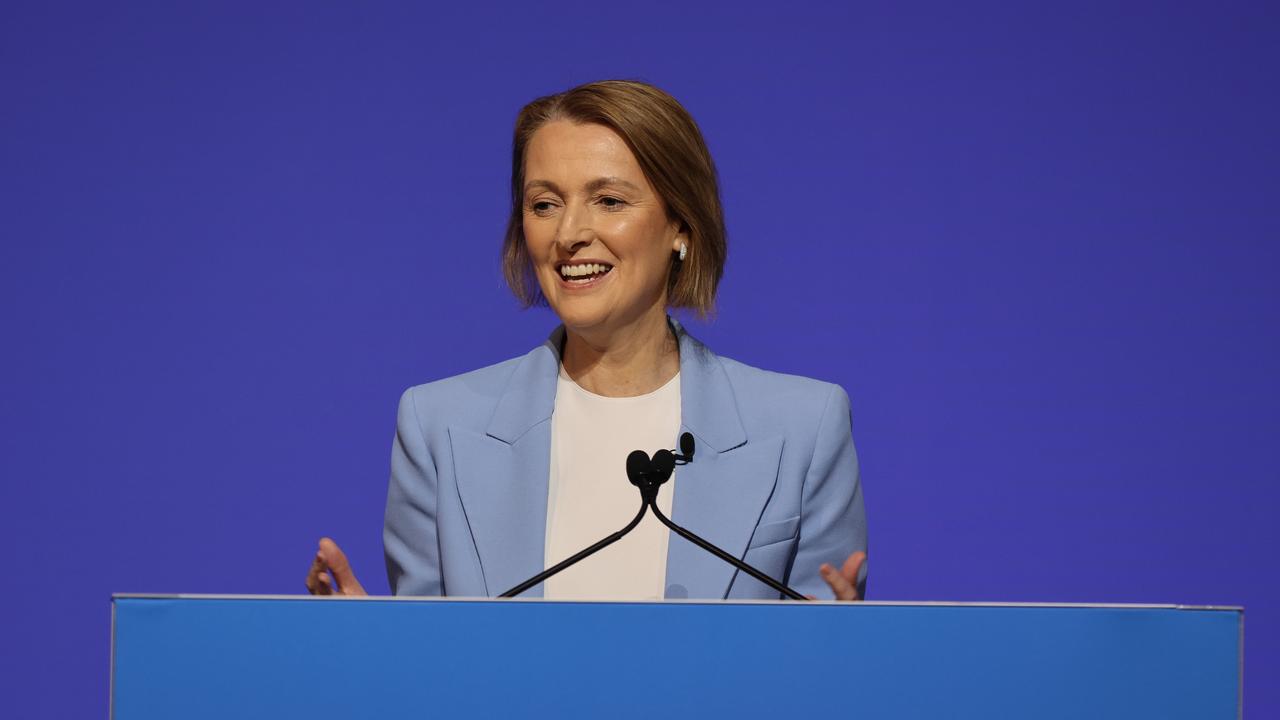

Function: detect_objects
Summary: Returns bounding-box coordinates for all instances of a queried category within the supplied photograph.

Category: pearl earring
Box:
[678,243,688,261]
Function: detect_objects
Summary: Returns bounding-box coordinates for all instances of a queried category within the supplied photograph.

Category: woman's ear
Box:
[670,221,689,254]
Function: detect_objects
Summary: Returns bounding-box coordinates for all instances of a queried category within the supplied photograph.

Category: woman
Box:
[306,80,867,601]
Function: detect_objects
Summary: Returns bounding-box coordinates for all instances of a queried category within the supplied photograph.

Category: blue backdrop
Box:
[1,1,1275,716]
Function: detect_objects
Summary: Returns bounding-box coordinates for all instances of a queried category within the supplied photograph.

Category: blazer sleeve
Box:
[383,387,443,596]
[791,383,868,599]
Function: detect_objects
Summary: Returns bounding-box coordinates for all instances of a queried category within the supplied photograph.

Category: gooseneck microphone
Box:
[500,432,808,601]
[497,434,691,598]
[624,435,807,601]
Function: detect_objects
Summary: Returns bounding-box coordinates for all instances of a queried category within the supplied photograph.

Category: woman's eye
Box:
[598,196,626,209]
[530,200,556,214]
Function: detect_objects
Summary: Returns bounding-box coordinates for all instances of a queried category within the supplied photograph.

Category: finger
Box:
[305,555,332,596]
[305,554,322,593]
[318,537,367,596]
[317,537,353,590]
[820,562,859,601]
[842,551,867,586]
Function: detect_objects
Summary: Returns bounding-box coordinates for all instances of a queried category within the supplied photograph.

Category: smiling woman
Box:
[503,81,726,323]
[519,119,687,397]
[305,80,867,602]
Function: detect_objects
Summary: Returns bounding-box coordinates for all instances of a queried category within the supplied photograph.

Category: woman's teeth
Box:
[559,263,612,281]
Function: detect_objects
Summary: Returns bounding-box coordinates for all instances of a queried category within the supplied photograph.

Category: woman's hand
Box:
[817,550,866,601]
[304,537,368,596]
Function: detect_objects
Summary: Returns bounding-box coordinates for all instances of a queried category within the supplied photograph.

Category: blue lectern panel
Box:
[111,597,1239,719]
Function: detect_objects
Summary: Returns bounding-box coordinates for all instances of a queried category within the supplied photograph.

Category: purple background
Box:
[2,1,1275,716]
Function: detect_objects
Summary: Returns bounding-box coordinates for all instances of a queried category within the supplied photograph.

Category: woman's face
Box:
[522,120,684,338]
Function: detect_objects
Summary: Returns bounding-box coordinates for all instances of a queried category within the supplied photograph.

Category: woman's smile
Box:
[556,261,615,290]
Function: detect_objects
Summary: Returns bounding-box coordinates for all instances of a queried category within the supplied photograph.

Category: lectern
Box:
[111,595,1241,719]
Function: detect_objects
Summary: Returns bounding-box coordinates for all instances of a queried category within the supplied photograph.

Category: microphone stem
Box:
[647,501,808,601]
[499,502,649,598]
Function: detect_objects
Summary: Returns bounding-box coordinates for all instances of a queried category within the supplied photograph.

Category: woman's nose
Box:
[556,205,595,252]
[557,233,593,253]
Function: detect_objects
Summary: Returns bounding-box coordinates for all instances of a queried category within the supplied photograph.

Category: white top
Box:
[543,365,680,600]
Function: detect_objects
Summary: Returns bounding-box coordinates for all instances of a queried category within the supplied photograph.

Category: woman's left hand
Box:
[818,551,866,601]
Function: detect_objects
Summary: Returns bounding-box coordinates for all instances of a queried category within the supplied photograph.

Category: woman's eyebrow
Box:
[524,176,642,195]
[584,176,641,193]
[524,179,561,195]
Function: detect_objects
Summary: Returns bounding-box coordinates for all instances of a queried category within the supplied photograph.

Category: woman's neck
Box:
[560,310,680,398]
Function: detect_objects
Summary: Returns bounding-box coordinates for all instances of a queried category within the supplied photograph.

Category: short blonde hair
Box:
[501,80,727,316]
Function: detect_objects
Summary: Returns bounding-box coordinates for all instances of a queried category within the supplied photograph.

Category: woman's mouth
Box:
[557,262,614,288]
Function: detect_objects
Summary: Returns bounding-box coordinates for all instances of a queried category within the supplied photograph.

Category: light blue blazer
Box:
[383,318,867,600]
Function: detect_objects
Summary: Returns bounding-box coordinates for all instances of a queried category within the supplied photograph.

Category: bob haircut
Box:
[502,80,727,316]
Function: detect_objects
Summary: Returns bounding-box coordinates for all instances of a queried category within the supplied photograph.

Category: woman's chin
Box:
[545,281,665,337]
[552,303,613,333]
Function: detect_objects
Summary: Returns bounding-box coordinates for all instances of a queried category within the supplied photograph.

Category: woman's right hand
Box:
[305,537,368,596]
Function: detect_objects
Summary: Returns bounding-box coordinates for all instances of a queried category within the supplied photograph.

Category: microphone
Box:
[498,444,679,598]
[676,432,695,464]
[624,435,808,601]
[500,431,806,601]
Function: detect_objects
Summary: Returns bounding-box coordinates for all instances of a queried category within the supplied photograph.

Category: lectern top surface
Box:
[109,592,1243,612]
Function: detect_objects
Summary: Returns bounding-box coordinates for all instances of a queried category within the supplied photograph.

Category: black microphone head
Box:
[651,449,676,482]
[679,432,696,460]
[626,450,653,487]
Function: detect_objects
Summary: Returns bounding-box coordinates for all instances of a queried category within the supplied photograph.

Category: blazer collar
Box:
[484,316,748,452]
[483,330,560,445]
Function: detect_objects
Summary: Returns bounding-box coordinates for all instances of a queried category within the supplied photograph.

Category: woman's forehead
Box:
[525,121,647,186]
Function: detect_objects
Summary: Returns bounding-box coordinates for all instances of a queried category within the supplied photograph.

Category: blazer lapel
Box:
[452,330,562,598]
[665,433,784,599]
[665,320,784,599]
